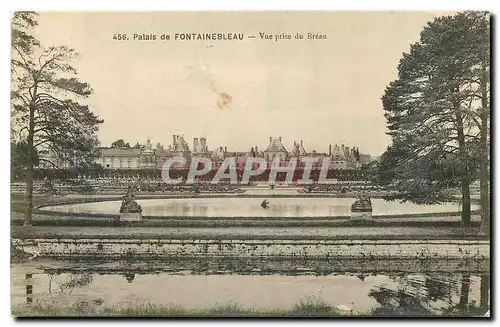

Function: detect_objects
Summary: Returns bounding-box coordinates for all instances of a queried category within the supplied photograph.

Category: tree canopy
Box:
[378,11,490,227]
[111,139,131,148]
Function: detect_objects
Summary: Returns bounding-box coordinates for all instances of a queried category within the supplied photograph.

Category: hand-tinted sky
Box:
[34,11,455,156]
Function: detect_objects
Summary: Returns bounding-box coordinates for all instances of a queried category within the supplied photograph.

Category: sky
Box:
[33,11,456,156]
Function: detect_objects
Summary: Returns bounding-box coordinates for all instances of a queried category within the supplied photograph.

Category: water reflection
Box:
[124,273,135,283]
[48,273,93,296]
[368,273,490,316]
[11,259,490,316]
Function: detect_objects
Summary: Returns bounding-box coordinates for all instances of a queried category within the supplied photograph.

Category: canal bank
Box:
[12,236,489,260]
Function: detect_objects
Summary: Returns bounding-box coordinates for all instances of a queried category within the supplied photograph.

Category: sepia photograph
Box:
[9,10,491,318]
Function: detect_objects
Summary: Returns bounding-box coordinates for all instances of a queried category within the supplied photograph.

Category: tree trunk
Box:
[23,93,36,226]
[458,273,470,313]
[24,164,34,226]
[480,273,490,314]
[455,110,471,227]
[479,126,489,235]
[479,65,490,235]
[460,180,471,227]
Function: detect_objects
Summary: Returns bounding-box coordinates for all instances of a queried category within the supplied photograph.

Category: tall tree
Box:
[11,12,103,226]
[379,11,490,228]
[424,11,490,232]
[110,139,131,148]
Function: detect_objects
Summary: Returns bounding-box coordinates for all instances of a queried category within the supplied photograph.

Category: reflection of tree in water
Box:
[49,273,94,296]
[357,274,366,281]
[124,273,135,283]
[368,273,490,316]
[441,273,490,316]
[45,272,104,310]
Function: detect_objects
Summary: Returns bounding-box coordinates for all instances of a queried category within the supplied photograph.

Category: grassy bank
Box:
[12,298,483,317]
[12,297,345,317]
[10,217,482,229]
[11,226,486,241]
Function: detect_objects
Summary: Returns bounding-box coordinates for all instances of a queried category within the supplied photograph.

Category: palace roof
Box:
[291,141,307,157]
[264,137,288,153]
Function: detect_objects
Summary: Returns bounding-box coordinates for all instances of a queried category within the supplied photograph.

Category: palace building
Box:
[95,135,368,170]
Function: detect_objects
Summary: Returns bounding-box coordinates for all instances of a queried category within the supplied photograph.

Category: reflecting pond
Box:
[40,197,477,217]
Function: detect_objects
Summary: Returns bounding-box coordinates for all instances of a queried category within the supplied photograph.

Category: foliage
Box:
[111,139,131,148]
[11,141,39,170]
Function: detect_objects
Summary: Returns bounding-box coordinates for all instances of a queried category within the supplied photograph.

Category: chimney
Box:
[193,138,199,152]
[224,146,227,152]
[279,136,282,142]
[255,146,258,153]
[329,144,332,156]
[220,146,223,152]
[301,140,303,146]
[269,137,272,143]
[173,135,176,144]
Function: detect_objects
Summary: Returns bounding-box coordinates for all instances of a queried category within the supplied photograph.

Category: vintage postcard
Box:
[10,11,490,318]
